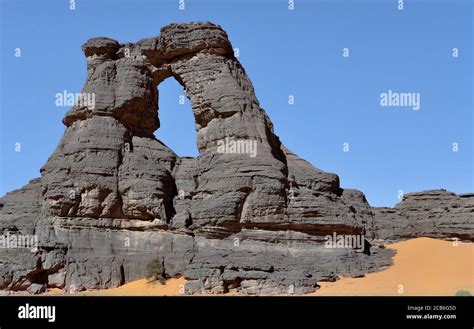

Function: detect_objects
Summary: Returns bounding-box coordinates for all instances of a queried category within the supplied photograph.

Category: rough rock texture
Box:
[0,22,472,295]
[373,190,474,241]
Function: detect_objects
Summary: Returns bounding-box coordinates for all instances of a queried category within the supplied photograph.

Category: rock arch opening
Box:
[154,77,198,157]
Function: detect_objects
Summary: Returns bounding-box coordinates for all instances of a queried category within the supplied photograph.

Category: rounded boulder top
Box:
[81,37,121,57]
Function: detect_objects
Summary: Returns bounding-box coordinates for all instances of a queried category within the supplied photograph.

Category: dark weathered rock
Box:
[373,190,474,241]
[81,37,121,58]
[0,22,472,295]
[27,283,46,295]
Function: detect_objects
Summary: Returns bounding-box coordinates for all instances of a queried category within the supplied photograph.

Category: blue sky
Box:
[0,0,472,207]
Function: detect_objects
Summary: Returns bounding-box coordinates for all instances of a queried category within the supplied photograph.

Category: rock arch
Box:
[45,22,344,233]
[1,22,471,294]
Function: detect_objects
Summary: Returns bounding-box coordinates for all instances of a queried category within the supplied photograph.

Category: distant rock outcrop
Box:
[0,22,472,295]
[373,190,474,241]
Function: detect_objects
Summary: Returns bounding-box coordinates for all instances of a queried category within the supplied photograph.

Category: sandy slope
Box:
[313,237,473,296]
[77,277,186,296]
[46,237,472,296]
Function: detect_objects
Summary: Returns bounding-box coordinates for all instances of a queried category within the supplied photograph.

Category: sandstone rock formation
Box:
[0,22,472,295]
[373,190,474,241]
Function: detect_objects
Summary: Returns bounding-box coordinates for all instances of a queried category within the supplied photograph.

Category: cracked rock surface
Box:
[1,22,472,295]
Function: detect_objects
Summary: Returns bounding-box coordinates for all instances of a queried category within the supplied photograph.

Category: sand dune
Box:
[314,237,473,296]
[49,237,472,296]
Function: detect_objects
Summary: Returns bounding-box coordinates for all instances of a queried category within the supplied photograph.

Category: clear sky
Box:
[0,0,472,207]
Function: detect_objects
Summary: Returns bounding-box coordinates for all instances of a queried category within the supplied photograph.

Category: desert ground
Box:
[78,277,186,296]
[46,237,472,296]
[313,237,473,296]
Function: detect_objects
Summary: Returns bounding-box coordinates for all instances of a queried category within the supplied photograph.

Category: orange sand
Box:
[313,237,473,296]
[77,277,186,296]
